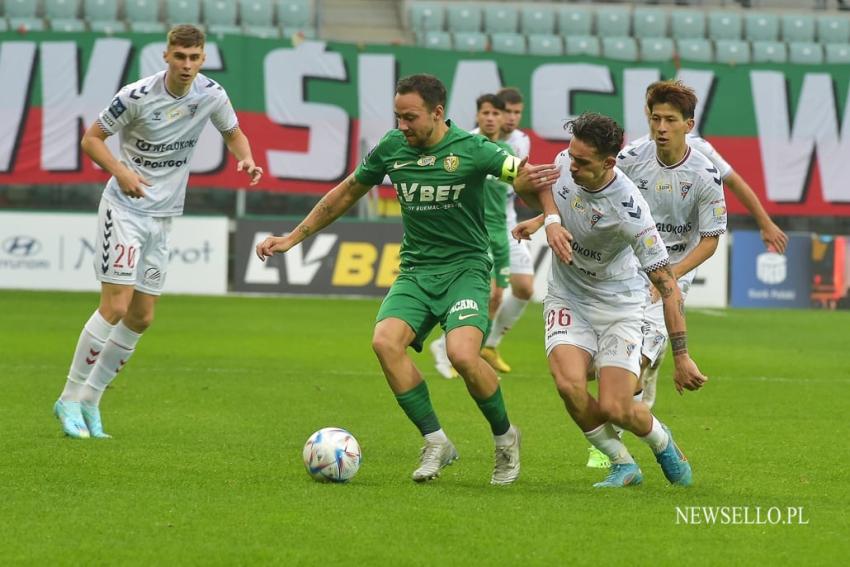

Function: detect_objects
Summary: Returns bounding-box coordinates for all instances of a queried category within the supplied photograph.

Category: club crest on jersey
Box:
[571,195,585,212]
[590,208,603,228]
[443,155,459,172]
[418,155,436,166]
[188,103,199,118]
[680,181,692,200]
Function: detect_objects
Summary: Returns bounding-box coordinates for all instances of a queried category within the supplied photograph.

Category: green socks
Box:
[395,381,441,435]
[474,385,510,436]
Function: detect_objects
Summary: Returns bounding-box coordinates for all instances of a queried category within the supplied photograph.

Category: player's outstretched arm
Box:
[725,172,788,253]
[81,122,150,198]
[664,235,719,287]
[223,127,263,186]
[255,174,373,260]
[647,264,708,394]
[511,215,544,241]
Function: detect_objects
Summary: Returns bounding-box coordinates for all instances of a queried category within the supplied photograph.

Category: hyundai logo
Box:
[2,236,42,257]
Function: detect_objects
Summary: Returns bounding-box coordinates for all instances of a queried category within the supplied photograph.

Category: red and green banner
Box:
[2,32,849,216]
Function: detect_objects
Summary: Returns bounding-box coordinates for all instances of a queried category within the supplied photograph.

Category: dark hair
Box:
[646,80,697,120]
[566,112,624,158]
[396,74,446,111]
[497,87,523,105]
[167,24,205,48]
[476,93,506,111]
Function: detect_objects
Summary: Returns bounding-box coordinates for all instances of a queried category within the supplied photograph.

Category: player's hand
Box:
[256,235,292,260]
[116,168,151,199]
[672,355,708,395]
[546,223,573,264]
[515,158,559,193]
[760,222,788,254]
[512,216,544,241]
[237,159,263,186]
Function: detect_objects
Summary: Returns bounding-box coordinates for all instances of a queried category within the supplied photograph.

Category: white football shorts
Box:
[508,234,534,276]
[544,296,644,376]
[94,197,172,295]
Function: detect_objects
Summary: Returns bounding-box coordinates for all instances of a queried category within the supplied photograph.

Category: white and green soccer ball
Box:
[302,427,361,483]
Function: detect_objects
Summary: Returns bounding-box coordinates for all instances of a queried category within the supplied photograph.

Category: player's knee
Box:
[512,283,533,300]
[124,309,154,332]
[371,331,403,361]
[99,301,128,324]
[446,346,479,375]
[552,372,584,404]
[597,398,628,425]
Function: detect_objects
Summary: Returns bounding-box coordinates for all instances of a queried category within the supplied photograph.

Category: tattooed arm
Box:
[256,174,373,259]
[647,263,708,394]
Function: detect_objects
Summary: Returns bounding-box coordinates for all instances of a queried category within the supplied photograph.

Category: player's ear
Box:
[603,155,617,170]
[685,117,695,134]
[432,104,445,120]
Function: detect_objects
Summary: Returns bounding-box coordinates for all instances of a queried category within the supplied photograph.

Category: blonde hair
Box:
[167,24,205,49]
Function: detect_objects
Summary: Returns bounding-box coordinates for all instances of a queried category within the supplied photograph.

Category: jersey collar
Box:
[655,145,691,170]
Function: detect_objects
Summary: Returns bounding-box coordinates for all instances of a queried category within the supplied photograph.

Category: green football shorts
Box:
[376,265,491,352]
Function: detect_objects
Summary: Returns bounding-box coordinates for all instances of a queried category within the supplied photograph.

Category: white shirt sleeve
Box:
[696,172,727,237]
[96,87,135,135]
[691,136,733,179]
[624,209,669,273]
[210,91,239,133]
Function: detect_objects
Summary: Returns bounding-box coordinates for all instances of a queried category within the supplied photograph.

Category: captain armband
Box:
[500,155,522,183]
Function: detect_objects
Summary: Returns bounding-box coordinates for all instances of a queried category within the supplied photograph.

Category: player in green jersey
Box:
[430,93,514,380]
[256,74,559,485]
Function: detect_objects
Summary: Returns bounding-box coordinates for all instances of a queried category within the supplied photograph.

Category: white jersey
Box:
[627,133,733,179]
[96,70,239,217]
[547,151,669,306]
[471,127,530,228]
[616,140,727,266]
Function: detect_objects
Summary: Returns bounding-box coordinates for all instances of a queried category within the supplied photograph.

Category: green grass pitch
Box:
[1,290,848,565]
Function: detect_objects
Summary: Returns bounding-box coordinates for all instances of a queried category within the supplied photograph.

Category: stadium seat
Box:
[521,6,554,36]
[527,34,563,56]
[276,0,312,28]
[446,5,481,33]
[670,10,705,40]
[817,16,850,44]
[752,40,788,63]
[708,12,742,41]
[204,0,236,26]
[782,14,815,43]
[789,41,823,64]
[825,43,850,63]
[243,25,279,39]
[85,0,124,32]
[745,13,780,42]
[126,0,166,33]
[677,38,713,63]
[558,8,592,37]
[420,30,451,50]
[45,0,87,32]
[6,0,46,31]
[565,36,601,57]
[241,0,273,26]
[484,6,518,34]
[491,32,526,55]
[715,39,751,64]
[633,7,666,39]
[602,37,638,62]
[453,31,487,52]
[166,0,201,24]
[596,7,631,38]
[409,3,443,32]
[640,37,675,62]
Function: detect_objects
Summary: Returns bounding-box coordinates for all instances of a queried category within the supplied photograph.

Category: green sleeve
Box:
[476,138,521,184]
[354,132,392,186]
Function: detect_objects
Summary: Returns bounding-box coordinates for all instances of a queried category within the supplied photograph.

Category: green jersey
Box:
[483,139,514,236]
[355,121,520,274]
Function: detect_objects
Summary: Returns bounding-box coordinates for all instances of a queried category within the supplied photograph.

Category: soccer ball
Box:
[302,427,361,483]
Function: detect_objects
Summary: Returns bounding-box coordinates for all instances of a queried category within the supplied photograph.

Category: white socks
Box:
[484,294,528,349]
[585,423,635,465]
[639,416,670,454]
[80,321,143,406]
[493,424,518,447]
[424,429,449,444]
[61,310,115,401]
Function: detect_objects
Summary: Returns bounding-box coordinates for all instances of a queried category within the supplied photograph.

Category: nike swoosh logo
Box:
[393,161,414,169]
[458,313,479,320]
